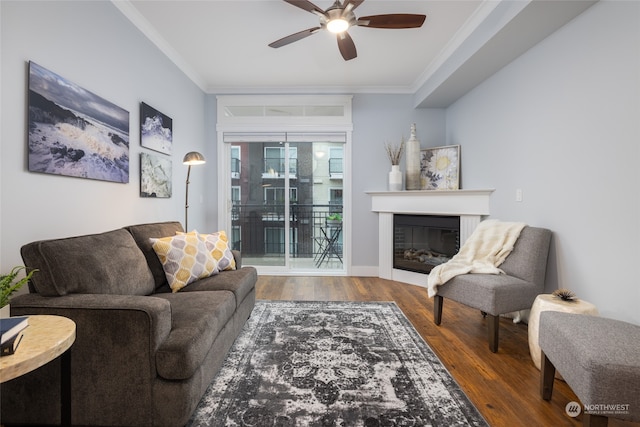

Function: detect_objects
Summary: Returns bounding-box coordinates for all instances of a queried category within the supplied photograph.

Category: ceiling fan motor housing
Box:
[323,7,356,33]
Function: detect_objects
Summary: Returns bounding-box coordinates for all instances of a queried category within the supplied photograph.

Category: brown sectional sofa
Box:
[0,221,257,426]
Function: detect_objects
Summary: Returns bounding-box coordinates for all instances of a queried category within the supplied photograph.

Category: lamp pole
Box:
[183,151,206,231]
[185,164,192,231]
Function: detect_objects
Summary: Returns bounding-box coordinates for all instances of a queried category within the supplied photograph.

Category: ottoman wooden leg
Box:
[541,350,555,400]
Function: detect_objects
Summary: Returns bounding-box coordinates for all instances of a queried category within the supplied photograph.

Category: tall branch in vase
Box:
[385,138,405,166]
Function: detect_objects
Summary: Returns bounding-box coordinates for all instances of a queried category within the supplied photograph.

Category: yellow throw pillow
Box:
[178,230,237,271]
[200,231,236,271]
[150,233,218,292]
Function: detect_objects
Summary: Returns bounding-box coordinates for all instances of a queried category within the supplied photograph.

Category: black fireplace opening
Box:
[393,214,460,274]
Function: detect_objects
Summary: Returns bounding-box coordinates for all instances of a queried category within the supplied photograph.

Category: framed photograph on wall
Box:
[420,145,460,190]
[140,152,172,198]
[140,102,172,155]
[27,61,130,183]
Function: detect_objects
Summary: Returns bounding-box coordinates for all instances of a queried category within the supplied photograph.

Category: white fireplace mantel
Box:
[367,189,494,287]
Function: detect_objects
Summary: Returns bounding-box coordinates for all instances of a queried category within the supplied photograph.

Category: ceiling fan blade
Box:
[343,0,365,12]
[337,31,357,61]
[357,14,426,29]
[283,0,325,15]
[269,27,322,48]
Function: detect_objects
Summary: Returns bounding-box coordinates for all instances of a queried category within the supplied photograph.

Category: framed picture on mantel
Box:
[420,145,460,190]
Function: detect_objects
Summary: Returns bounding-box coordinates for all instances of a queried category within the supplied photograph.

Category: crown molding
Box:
[111,0,208,91]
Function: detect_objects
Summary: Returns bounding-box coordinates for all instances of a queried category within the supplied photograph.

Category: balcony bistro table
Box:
[316,221,343,267]
[0,315,76,426]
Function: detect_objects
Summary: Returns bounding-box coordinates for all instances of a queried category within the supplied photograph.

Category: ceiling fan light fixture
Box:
[270,0,427,61]
[327,18,349,33]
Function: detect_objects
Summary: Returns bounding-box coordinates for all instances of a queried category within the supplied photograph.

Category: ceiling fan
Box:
[268,0,426,61]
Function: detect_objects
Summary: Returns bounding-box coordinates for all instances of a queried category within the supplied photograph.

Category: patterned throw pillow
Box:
[150,233,218,292]
[178,230,237,271]
[199,231,236,271]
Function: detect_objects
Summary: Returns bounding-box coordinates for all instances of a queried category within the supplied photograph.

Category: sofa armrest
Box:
[11,293,172,355]
[232,249,242,269]
[7,293,173,424]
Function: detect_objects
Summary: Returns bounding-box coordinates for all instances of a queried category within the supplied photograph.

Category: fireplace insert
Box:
[393,214,460,274]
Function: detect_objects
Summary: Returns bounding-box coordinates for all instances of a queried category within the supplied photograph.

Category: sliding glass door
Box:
[226,134,344,273]
[217,95,352,275]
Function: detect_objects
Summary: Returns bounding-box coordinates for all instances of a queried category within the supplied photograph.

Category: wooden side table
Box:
[528,294,598,371]
[1,315,76,425]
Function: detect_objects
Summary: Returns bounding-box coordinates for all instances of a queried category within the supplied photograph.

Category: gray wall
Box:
[350,94,446,272]
[446,0,640,323]
[0,1,208,272]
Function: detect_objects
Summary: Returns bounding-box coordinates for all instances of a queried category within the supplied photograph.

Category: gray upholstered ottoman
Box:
[539,311,640,426]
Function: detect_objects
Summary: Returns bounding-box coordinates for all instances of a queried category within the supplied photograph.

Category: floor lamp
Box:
[183,151,206,231]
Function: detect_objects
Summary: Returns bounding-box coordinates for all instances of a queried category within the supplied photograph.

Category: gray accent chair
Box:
[540,311,640,426]
[433,226,552,352]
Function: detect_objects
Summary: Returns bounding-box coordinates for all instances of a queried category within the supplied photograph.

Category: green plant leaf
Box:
[0,266,37,308]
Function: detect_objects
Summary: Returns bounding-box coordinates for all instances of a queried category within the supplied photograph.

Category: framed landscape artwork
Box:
[420,145,460,190]
[140,152,172,198]
[140,102,172,155]
[27,61,130,183]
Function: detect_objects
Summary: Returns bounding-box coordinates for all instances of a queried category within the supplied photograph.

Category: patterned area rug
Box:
[187,301,488,426]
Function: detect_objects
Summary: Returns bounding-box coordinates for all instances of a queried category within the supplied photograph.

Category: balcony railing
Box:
[230,203,342,262]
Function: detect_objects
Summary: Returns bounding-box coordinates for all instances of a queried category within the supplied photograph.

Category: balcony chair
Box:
[433,225,552,352]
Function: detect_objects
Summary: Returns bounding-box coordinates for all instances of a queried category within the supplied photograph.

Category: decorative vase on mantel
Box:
[388,165,402,191]
[405,123,422,190]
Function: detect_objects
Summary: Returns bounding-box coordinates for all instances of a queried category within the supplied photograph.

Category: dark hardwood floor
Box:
[256,275,639,427]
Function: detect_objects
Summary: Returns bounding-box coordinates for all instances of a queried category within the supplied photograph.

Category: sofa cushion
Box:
[436,272,537,315]
[150,234,218,292]
[153,291,236,380]
[20,228,155,296]
[125,221,184,290]
[176,266,257,308]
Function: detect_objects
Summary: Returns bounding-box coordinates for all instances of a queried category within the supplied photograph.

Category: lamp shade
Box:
[183,151,206,165]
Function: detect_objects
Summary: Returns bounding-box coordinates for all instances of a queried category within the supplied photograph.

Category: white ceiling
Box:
[115,0,597,106]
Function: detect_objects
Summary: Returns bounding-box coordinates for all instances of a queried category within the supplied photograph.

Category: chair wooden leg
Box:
[583,413,608,427]
[434,295,443,325]
[487,314,499,352]
[540,350,556,400]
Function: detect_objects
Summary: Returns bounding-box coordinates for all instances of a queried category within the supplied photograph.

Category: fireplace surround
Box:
[368,189,494,288]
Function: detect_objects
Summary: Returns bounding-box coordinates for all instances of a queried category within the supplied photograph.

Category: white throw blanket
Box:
[427,220,527,297]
